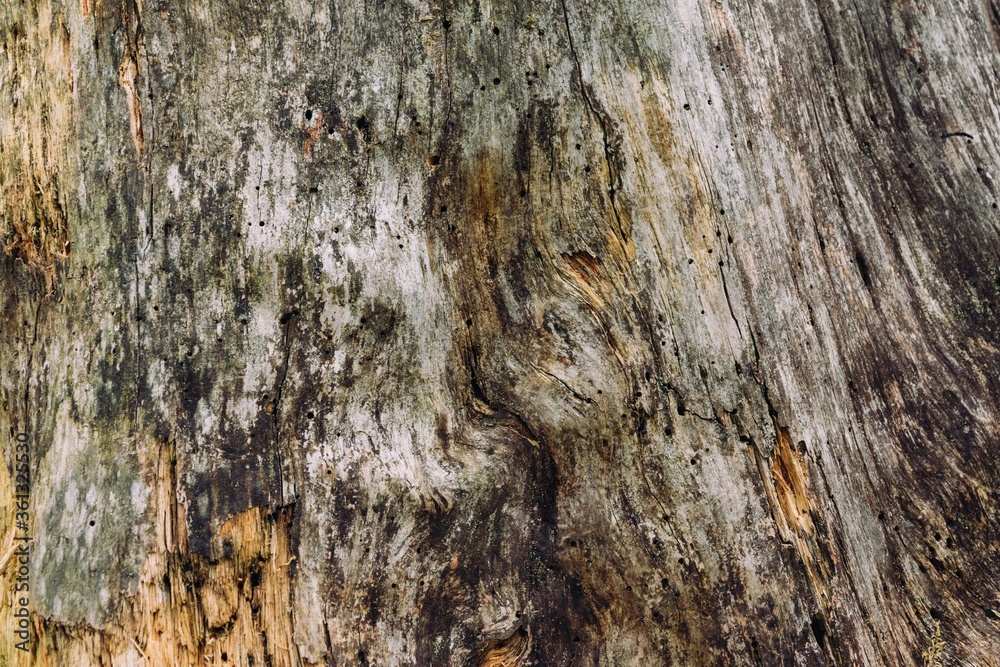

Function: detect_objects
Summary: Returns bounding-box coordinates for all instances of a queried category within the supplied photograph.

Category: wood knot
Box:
[476,627,530,667]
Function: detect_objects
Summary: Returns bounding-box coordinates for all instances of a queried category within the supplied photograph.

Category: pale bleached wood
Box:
[1,0,998,665]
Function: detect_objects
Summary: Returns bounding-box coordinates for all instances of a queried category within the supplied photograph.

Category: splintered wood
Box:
[32,441,299,667]
[0,0,72,281]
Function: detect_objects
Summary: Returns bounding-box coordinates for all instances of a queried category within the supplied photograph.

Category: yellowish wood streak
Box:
[0,0,73,281]
[770,423,814,537]
[476,628,530,667]
[32,440,302,667]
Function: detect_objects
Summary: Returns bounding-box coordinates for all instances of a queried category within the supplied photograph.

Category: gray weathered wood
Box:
[2,0,998,664]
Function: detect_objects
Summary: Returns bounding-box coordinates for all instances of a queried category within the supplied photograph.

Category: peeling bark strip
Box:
[117,53,144,158]
[117,0,145,160]
[1,0,999,665]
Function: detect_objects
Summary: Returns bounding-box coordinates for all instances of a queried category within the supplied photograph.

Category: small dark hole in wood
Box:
[811,614,827,647]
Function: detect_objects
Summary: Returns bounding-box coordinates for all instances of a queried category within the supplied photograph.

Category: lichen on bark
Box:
[1,0,998,665]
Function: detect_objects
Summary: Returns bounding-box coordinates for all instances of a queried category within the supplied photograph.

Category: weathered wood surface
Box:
[1,0,998,664]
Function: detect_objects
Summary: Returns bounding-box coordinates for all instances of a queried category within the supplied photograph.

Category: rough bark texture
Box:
[2,0,999,665]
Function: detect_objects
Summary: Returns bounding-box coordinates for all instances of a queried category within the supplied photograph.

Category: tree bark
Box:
[2,0,998,665]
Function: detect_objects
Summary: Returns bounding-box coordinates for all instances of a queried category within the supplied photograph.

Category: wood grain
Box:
[1,0,998,664]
